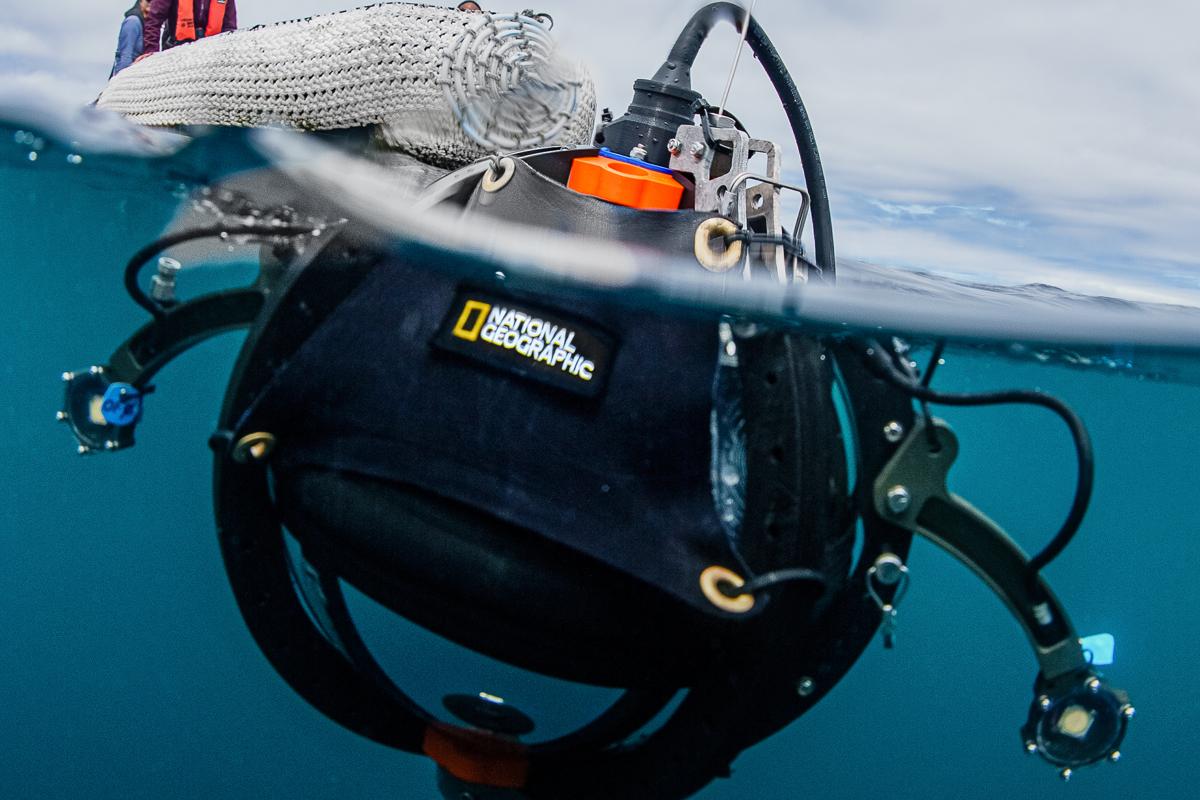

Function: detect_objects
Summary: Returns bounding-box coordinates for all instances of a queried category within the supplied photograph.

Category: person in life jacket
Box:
[141,0,237,56]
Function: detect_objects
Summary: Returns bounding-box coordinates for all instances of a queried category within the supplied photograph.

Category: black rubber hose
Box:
[863,342,1094,588]
[124,224,313,320]
[654,2,836,278]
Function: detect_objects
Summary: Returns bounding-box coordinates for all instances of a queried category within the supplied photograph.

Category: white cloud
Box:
[0,27,50,58]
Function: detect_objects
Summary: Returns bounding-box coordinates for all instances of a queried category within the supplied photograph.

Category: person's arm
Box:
[143,0,171,55]
[223,0,238,33]
[112,17,142,75]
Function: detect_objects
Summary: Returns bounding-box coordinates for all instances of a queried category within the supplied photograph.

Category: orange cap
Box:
[567,155,684,211]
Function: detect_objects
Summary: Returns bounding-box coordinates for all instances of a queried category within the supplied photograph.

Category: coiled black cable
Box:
[124,224,314,320]
[863,340,1094,588]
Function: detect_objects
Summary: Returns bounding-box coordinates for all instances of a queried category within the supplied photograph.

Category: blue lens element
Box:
[100,382,143,427]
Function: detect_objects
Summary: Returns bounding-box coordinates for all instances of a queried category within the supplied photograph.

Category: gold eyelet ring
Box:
[481,157,516,192]
[699,565,755,613]
[232,432,277,464]
[694,218,743,272]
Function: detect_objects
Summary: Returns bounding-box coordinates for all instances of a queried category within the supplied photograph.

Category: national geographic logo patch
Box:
[434,290,615,397]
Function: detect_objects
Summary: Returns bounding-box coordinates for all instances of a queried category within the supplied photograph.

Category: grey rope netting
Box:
[97,3,596,167]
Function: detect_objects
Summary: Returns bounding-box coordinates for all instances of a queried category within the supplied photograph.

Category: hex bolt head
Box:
[689,141,707,158]
[1060,768,1073,782]
[1086,677,1102,693]
[883,421,905,443]
[1121,704,1136,719]
[1038,694,1052,710]
[796,677,816,697]
[667,138,682,155]
[1024,740,1038,755]
[56,410,68,422]
[885,485,912,515]
[1109,750,1121,763]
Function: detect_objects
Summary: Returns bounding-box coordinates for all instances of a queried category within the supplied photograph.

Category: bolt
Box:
[629,144,648,161]
[89,365,104,375]
[871,553,906,585]
[1109,750,1121,763]
[77,445,91,455]
[796,677,816,697]
[1086,677,1101,693]
[61,371,75,382]
[1060,768,1073,782]
[883,421,905,443]
[885,485,911,515]
[667,138,682,155]
[1121,704,1136,719]
[56,411,68,422]
[1024,740,1038,755]
[689,141,707,159]
[1037,695,1052,711]
[104,441,118,451]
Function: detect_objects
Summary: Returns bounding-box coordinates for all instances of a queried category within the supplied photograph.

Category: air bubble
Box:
[66,154,83,165]
[27,151,38,162]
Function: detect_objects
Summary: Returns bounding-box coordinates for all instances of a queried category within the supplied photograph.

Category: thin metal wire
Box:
[717,0,757,116]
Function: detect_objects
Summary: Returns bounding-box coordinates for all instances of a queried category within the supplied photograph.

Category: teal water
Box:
[2,121,1198,799]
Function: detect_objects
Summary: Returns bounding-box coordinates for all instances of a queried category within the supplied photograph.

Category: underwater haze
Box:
[2,106,1199,800]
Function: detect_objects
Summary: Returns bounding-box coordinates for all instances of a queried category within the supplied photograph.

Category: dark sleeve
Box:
[224,0,238,32]
[143,0,171,54]
[113,17,142,74]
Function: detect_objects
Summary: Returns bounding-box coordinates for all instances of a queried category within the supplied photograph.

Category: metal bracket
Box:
[668,123,785,279]
[872,418,1087,679]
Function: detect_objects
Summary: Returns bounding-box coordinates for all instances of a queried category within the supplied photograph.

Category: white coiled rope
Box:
[97,3,596,167]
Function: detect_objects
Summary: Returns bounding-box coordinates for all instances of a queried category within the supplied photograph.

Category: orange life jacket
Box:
[175,0,228,42]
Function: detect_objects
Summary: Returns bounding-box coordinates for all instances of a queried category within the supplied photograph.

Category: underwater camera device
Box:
[61,3,1131,797]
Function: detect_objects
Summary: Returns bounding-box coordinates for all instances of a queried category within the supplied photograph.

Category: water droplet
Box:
[31,137,44,151]
[66,153,83,165]
[219,231,229,240]
[720,462,741,487]
[27,151,38,162]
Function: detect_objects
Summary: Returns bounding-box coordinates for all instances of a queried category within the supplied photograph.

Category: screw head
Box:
[104,440,118,451]
[77,445,91,455]
[61,371,75,382]
[667,138,682,155]
[629,144,648,161]
[796,677,816,697]
[689,141,707,158]
[883,421,905,443]
[56,410,68,422]
[1024,740,1038,754]
[1086,677,1102,693]
[885,485,912,515]
[1109,750,1121,763]
[1060,768,1073,782]
[1121,704,1136,719]
[1038,694,1052,710]
[88,365,104,375]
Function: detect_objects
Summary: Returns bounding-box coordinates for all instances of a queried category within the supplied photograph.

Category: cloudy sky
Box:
[4,0,1198,303]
